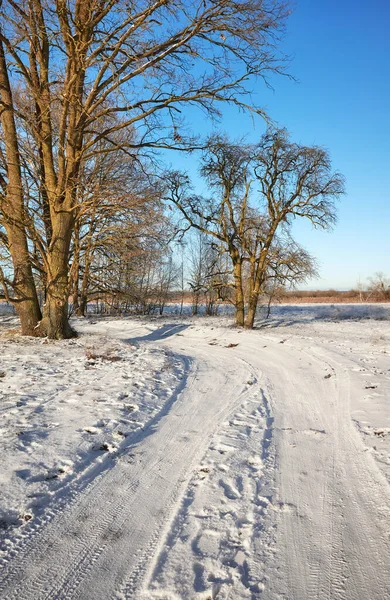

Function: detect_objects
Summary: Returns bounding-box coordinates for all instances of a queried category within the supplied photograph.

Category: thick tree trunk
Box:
[36,212,76,339]
[39,291,76,339]
[0,39,42,335]
[233,260,245,327]
[14,296,42,336]
[244,291,259,329]
[244,260,258,329]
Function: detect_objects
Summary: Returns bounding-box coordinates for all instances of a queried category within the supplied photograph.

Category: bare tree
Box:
[366,272,390,302]
[0,0,289,337]
[243,129,344,326]
[166,129,345,327]
[187,230,228,315]
[166,138,253,324]
[69,141,163,316]
[80,200,172,314]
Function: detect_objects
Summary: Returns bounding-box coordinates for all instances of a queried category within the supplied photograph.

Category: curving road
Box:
[0,319,389,599]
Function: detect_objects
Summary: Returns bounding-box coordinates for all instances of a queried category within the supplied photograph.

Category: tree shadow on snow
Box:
[123,322,190,344]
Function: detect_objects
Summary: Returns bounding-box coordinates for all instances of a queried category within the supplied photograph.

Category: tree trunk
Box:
[233,260,245,327]
[72,281,80,316]
[76,221,96,317]
[14,298,42,336]
[70,220,80,315]
[39,289,76,339]
[76,297,88,318]
[77,264,89,316]
[0,39,42,335]
[244,291,259,329]
[244,260,258,329]
[36,212,76,339]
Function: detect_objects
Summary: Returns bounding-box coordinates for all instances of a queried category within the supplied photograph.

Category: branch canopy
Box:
[0,0,290,159]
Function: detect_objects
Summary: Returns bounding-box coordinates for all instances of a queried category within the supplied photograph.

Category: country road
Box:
[0,315,389,599]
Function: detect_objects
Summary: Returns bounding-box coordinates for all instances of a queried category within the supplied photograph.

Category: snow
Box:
[0,326,185,536]
[0,305,389,599]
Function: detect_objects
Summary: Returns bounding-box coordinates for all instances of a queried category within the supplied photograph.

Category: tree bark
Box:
[35,211,76,338]
[244,291,259,328]
[72,275,80,316]
[244,258,259,329]
[70,220,80,315]
[233,260,245,327]
[39,290,76,339]
[77,243,93,316]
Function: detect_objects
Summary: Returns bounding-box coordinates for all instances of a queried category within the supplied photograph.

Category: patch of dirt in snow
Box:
[141,389,278,600]
[0,329,185,545]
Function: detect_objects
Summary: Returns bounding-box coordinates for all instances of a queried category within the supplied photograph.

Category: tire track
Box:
[0,345,257,600]
[260,337,390,600]
[140,382,277,600]
[2,322,390,600]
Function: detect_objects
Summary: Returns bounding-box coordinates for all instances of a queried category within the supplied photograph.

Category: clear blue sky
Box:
[264,0,390,290]
[173,0,390,290]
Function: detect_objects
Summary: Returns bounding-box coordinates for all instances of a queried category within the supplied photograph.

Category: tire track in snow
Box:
[304,345,390,600]
[0,353,194,599]
[0,348,188,562]
[139,384,277,599]
[0,342,259,600]
[1,321,389,600]
[261,337,390,600]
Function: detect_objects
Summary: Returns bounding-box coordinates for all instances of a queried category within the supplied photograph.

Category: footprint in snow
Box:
[274,501,298,514]
[304,428,326,436]
[83,426,99,434]
[219,479,241,500]
[194,530,220,557]
[247,456,263,472]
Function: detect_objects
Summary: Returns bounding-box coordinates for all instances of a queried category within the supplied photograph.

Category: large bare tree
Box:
[0,0,289,338]
[166,130,345,328]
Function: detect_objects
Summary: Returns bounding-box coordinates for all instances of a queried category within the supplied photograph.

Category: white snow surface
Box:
[0,304,389,599]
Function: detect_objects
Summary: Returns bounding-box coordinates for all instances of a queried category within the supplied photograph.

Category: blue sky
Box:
[174,0,389,290]
[261,0,390,290]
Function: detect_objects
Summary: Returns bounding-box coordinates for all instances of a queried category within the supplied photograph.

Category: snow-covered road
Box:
[0,311,389,599]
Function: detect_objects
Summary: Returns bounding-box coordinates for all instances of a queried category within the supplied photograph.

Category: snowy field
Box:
[0,305,389,599]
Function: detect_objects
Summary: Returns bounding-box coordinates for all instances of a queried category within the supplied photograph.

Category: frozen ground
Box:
[0,304,389,599]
